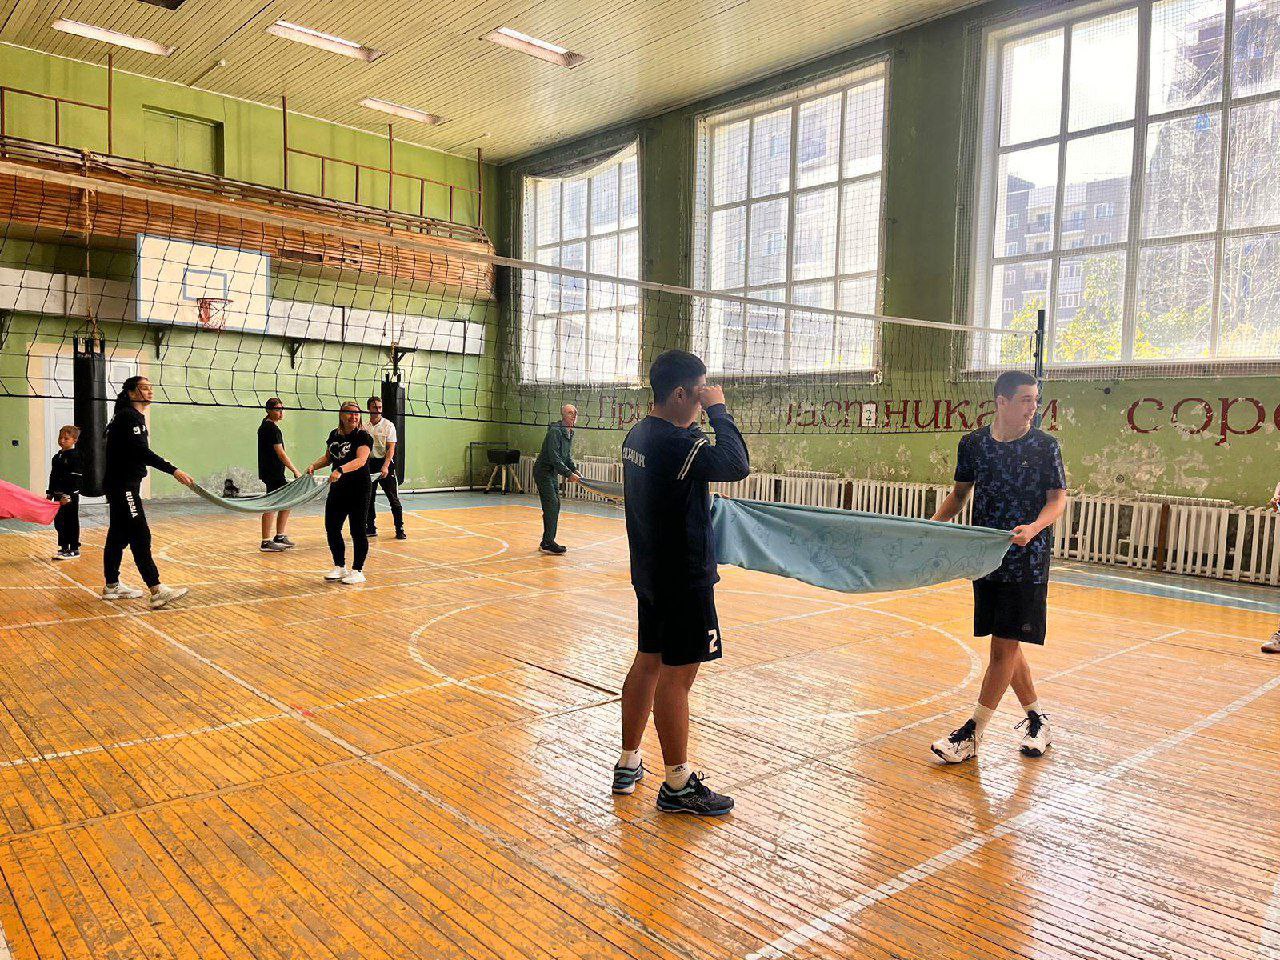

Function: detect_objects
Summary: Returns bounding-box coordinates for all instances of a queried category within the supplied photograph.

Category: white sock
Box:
[972,704,997,738]
[1023,699,1043,717]
[664,762,692,790]
[617,749,642,770]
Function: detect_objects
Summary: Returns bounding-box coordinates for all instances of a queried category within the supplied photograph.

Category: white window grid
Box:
[693,58,889,377]
[520,144,640,384]
[970,0,1280,369]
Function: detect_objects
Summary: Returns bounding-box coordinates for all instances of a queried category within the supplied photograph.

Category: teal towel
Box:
[192,474,327,514]
[710,497,1012,593]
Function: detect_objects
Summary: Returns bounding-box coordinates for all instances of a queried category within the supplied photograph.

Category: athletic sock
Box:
[1023,699,1043,717]
[972,704,997,738]
[617,748,642,770]
[664,762,692,790]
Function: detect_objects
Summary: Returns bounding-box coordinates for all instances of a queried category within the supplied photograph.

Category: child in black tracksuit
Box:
[47,425,83,560]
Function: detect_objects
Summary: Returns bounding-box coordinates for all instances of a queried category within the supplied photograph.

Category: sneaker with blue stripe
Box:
[656,772,734,816]
[611,763,645,795]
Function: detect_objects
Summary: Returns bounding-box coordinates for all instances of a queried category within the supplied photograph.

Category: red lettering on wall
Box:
[1125,397,1164,434]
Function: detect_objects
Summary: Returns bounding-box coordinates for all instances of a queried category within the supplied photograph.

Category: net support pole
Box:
[73,337,108,498]
[381,376,407,484]
[1033,307,1047,428]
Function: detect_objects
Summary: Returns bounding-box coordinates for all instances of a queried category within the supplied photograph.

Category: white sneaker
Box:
[1017,711,1052,757]
[1262,630,1280,654]
[340,569,366,585]
[149,585,189,610]
[325,566,347,581]
[930,719,980,763]
[102,582,145,600]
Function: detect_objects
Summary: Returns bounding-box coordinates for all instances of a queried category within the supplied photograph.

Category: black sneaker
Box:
[656,772,734,816]
[367,529,379,539]
[612,763,645,795]
[539,541,567,555]
[395,530,408,540]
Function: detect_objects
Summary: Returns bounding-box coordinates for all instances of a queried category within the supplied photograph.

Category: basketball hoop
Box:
[196,297,231,332]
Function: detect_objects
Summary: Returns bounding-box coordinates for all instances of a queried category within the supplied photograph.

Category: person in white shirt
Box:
[365,396,406,540]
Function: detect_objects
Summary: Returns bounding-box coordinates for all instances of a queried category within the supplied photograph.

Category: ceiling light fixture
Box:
[188,59,228,87]
[52,19,174,56]
[483,27,584,68]
[358,98,443,124]
[137,0,189,9]
[266,20,383,62]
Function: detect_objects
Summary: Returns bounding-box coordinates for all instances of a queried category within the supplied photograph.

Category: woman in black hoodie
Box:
[102,376,194,609]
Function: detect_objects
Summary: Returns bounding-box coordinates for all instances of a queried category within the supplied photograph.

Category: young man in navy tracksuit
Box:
[612,350,750,816]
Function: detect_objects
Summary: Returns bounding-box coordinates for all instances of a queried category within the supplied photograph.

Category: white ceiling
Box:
[0,0,982,161]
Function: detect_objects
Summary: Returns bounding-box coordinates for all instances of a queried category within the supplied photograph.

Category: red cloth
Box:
[0,478,61,525]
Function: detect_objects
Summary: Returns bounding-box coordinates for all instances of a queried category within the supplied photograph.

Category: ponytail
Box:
[114,375,146,416]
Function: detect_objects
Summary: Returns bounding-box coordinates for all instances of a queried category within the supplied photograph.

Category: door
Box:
[43,355,143,503]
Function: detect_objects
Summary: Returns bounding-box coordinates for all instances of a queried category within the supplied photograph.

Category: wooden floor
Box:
[0,497,1277,960]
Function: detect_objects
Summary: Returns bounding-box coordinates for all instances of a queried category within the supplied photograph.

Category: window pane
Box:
[531,316,556,380]
[560,314,587,381]
[1062,129,1133,248]
[839,177,881,275]
[751,109,792,197]
[1135,241,1215,358]
[745,288,785,374]
[591,164,619,232]
[590,235,618,310]
[1233,0,1280,98]
[844,78,885,178]
[563,179,587,240]
[1220,232,1280,355]
[617,307,641,380]
[1227,98,1280,229]
[1001,29,1064,145]
[535,180,560,245]
[994,144,1059,256]
[790,281,835,371]
[561,242,586,312]
[619,230,639,305]
[747,197,789,286]
[839,276,877,314]
[535,247,560,314]
[1142,111,1222,237]
[1069,9,1139,131]
[620,154,639,228]
[986,260,1049,365]
[710,207,746,289]
[712,120,749,206]
[793,187,838,280]
[1150,0,1225,114]
[797,93,841,188]
[1052,252,1125,363]
[707,300,746,374]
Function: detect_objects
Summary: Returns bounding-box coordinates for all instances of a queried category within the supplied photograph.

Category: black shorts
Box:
[261,474,287,494]
[973,580,1049,645]
[636,588,723,666]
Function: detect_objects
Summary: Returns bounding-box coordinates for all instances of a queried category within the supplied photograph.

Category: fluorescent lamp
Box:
[266,20,383,62]
[483,27,585,68]
[52,19,174,56]
[359,98,443,124]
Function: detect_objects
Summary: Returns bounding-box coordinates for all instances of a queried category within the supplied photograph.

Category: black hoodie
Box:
[103,407,177,491]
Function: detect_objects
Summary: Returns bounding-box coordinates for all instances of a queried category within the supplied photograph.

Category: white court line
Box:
[745,668,1280,960]
[1056,563,1280,609]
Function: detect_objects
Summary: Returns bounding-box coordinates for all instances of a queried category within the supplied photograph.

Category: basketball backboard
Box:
[136,235,271,333]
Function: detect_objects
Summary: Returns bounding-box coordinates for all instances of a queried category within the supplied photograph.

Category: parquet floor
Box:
[0,496,1277,959]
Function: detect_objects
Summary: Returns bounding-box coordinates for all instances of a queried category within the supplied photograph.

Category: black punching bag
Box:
[73,338,108,498]
[381,377,406,483]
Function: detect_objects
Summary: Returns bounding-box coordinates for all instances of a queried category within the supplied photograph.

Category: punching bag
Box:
[73,338,108,498]
[380,377,406,484]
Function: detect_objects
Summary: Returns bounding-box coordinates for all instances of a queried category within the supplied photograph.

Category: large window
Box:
[693,61,888,375]
[972,0,1280,368]
[521,144,640,383]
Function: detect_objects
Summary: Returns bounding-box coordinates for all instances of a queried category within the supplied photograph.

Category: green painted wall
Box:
[496,0,1280,507]
[0,43,500,493]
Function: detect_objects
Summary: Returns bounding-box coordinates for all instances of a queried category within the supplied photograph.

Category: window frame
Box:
[967,0,1280,374]
[518,142,642,386]
[692,56,891,380]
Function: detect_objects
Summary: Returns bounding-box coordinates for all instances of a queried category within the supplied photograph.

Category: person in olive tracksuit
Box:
[533,404,580,555]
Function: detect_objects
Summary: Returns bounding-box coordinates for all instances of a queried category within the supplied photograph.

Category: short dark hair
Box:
[649,350,707,404]
[994,370,1038,399]
[265,398,283,410]
[367,396,381,407]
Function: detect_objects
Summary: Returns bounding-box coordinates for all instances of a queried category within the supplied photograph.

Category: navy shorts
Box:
[636,588,723,666]
[973,580,1049,645]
